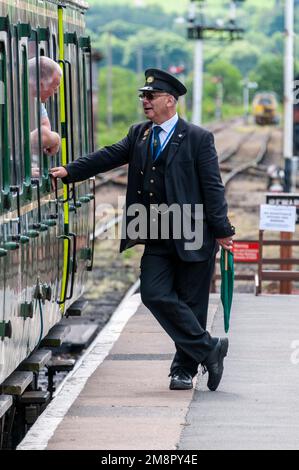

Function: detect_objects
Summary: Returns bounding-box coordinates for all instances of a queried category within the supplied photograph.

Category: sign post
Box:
[262,197,297,294]
[232,242,260,263]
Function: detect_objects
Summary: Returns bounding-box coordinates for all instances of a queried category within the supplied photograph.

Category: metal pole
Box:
[156,52,162,70]
[106,31,113,129]
[244,80,249,125]
[192,38,203,126]
[283,0,294,192]
[215,80,223,121]
[137,45,143,121]
[179,73,188,121]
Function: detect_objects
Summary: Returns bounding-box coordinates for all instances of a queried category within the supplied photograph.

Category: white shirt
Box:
[152,113,178,147]
[40,103,48,119]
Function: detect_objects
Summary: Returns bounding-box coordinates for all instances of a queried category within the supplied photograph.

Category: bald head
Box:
[29,56,62,101]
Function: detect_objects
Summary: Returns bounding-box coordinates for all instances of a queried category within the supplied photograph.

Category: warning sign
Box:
[266,193,299,224]
[232,242,260,263]
[259,204,296,232]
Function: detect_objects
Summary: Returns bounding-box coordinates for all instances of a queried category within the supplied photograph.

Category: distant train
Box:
[252,92,279,126]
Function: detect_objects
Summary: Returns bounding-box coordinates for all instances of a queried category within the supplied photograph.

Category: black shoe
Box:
[169,369,193,390]
[202,338,229,391]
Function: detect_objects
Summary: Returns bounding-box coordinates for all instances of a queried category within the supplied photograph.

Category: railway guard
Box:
[51,69,235,391]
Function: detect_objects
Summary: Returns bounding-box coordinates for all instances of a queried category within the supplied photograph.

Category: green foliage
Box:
[249,55,284,100]
[206,60,242,104]
[122,28,193,70]
[86,3,176,32]
[218,42,261,77]
[98,66,140,125]
[97,121,130,148]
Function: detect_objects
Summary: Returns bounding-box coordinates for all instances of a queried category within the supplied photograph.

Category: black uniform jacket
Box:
[63,118,235,262]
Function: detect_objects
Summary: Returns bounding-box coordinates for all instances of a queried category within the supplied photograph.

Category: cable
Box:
[37,297,44,347]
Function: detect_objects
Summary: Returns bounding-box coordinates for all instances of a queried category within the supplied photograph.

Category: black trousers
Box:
[140,240,218,377]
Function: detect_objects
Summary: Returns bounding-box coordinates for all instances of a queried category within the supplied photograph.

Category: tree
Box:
[98,66,140,125]
[93,32,126,67]
[123,28,193,72]
[250,55,283,101]
[223,42,261,76]
[206,60,242,104]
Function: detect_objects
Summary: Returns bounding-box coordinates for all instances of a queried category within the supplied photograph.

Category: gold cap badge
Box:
[146,76,154,84]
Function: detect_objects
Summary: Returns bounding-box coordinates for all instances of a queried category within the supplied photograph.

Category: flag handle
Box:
[225,249,228,271]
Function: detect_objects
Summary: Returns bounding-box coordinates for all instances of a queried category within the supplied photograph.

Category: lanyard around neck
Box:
[151,122,178,160]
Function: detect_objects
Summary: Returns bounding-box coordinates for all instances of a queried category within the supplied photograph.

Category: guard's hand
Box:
[216,237,234,251]
[50,166,68,178]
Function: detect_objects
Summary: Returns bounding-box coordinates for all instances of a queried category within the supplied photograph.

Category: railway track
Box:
[221,131,271,186]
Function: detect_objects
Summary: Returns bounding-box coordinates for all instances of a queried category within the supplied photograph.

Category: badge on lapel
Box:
[142,128,150,141]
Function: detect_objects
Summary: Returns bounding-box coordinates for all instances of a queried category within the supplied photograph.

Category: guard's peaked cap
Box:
[139,68,187,99]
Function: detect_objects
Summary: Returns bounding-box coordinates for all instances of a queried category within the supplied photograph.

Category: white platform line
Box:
[17,281,141,451]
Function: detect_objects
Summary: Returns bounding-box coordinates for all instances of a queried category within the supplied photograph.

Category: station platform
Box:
[18,293,299,451]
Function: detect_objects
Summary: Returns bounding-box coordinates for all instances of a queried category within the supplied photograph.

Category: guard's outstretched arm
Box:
[52,127,133,184]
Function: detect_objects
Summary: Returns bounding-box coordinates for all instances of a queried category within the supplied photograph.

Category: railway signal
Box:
[240,77,258,125]
[187,0,245,125]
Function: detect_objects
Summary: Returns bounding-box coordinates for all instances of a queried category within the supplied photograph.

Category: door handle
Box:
[87,177,96,271]
[56,234,71,305]
[66,232,77,301]
[31,178,48,232]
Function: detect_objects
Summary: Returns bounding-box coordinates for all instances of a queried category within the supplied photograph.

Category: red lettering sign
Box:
[233,242,260,263]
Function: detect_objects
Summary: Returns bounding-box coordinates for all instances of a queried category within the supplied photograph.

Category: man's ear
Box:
[166,97,173,108]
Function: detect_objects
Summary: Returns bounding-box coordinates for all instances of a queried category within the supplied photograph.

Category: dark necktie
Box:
[152,126,163,161]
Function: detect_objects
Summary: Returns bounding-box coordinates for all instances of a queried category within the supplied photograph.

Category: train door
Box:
[7,22,47,354]
[63,30,91,302]
[14,22,36,353]
[78,36,95,282]
[49,30,65,320]
[56,6,76,314]
[62,30,79,305]
[36,26,60,331]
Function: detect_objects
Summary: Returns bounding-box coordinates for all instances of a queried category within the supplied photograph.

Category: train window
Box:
[0,41,10,192]
[82,51,89,154]
[39,45,50,178]
[260,98,272,106]
[80,37,94,155]
[7,27,17,189]
[13,29,25,186]
[20,44,32,184]
[76,41,83,157]
[28,33,43,182]
[69,41,79,162]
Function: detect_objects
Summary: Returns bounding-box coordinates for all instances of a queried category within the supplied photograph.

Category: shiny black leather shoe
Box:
[169,369,193,390]
[202,338,229,392]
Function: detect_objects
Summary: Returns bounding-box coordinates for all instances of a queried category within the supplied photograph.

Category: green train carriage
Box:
[0,0,95,385]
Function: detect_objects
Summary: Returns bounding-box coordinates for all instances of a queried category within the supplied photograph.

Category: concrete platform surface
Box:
[19,293,299,450]
[44,297,219,450]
